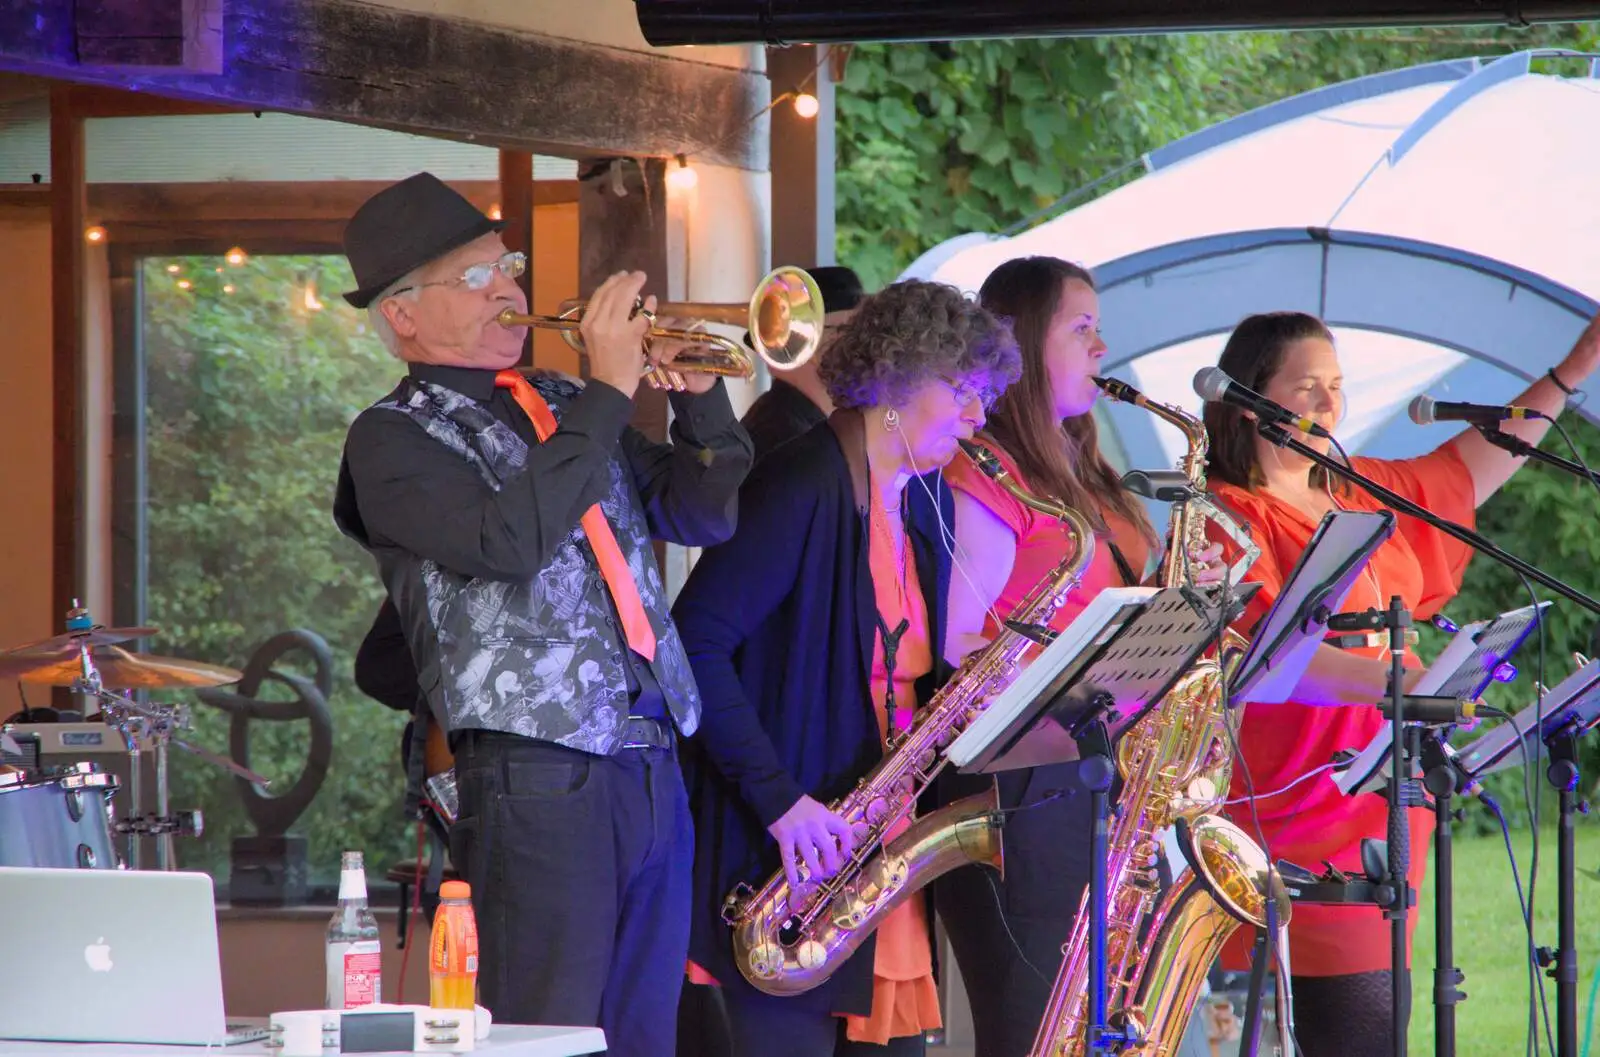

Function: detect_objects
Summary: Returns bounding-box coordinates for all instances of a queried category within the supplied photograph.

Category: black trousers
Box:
[722,993,927,1057]
[449,729,691,1057]
[932,763,1091,1057]
[1289,971,1394,1057]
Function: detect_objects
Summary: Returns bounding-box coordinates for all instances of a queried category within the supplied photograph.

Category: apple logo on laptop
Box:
[84,938,113,972]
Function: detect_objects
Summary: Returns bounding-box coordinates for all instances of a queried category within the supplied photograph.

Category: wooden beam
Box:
[49,84,84,638]
[74,0,223,74]
[499,151,535,367]
[0,180,581,221]
[62,82,239,118]
[0,0,768,170]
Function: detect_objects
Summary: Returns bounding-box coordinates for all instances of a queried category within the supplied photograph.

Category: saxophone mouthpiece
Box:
[1093,376,1145,406]
[958,438,1004,480]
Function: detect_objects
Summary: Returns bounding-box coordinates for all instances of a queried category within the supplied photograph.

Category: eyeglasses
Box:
[937,374,999,411]
[389,251,527,297]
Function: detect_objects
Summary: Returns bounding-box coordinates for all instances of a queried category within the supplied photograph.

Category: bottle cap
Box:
[439,880,472,900]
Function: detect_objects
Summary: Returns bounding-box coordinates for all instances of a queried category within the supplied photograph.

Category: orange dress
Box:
[844,487,942,1044]
[942,444,1154,635]
[1209,446,1477,977]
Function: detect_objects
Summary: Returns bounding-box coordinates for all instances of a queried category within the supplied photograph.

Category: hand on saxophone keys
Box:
[767,794,857,890]
[1186,541,1228,587]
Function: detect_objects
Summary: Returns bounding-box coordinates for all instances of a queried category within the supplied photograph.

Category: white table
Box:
[0,1025,605,1057]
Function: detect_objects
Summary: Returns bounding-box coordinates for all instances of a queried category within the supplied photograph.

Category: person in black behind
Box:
[739,265,864,462]
[332,172,753,1056]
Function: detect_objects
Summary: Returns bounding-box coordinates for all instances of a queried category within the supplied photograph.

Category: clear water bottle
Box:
[325,850,382,1009]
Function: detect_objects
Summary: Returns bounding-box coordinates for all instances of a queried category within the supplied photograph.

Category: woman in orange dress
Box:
[1205,309,1600,1057]
[935,255,1227,1057]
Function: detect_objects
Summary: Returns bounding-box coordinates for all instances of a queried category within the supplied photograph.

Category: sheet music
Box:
[946,587,1155,770]
[1332,602,1550,797]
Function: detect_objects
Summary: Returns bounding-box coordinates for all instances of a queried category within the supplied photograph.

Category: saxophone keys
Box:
[796,939,829,970]
[864,797,890,824]
[746,943,785,979]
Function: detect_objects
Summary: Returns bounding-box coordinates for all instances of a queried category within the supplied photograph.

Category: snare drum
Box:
[0,763,120,869]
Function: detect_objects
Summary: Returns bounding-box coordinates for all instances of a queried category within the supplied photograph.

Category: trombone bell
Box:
[494,266,826,381]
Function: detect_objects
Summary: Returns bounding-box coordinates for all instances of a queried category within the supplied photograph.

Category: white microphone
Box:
[1192,367,1332,438]
[1408,395,1542,426]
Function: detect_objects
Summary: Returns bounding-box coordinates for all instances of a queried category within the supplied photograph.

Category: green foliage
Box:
[836,26,1600,291]
[142,254,407,885]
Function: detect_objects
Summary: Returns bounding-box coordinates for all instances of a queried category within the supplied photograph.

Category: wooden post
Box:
[49,84,84,636]
[767,43,836,269]
[498,150,534,366]
[578,157,674,571]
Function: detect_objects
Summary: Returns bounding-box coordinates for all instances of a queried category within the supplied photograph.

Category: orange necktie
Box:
[494,370,657,661]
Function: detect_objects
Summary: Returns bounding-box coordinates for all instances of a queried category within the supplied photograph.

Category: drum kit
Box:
[0,602,270,872]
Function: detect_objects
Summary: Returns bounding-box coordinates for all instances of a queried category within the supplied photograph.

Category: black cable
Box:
[1543,416,1600,506]
[1514,571,1557,1057]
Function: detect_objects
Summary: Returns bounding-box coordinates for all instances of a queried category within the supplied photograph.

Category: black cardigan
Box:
[673,410,955,1016]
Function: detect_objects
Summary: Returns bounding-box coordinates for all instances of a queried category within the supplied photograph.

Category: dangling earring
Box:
[883,407,900,432]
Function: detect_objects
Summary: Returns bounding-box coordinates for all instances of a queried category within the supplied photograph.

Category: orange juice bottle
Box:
[428,880,478,1009]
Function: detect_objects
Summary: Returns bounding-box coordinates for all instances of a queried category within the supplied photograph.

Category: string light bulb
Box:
[225,246,248,267]
[176,279,193,290]
[166,264,181,274]
[793,92,820,119]
[303,279,324,312]
[487,203,503,221]
[666,154,698,191]
[223,284,236,295]
[84,225,107,243]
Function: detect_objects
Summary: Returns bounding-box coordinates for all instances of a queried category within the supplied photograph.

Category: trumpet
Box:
[495,266,826,383]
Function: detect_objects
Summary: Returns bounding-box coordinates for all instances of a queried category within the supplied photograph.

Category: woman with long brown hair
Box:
[933,255,1213,1057]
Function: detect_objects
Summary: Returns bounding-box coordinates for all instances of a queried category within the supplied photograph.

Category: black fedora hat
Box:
[744,265,866,350]
[342,172,505,309]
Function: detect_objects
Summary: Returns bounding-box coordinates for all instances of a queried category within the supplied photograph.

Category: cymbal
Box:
[0,643,243,689]
[3,625,159,653]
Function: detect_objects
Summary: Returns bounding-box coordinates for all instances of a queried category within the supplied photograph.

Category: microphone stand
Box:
[1472,425,1600,489]
[1254,423,1600,617]
[1254,422,1600,1057]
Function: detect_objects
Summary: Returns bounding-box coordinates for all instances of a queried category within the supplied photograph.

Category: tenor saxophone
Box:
[1027,378,1290,1057]
[723,439,1097,996]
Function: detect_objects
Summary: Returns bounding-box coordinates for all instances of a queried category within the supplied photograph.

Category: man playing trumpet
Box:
[333,172,753,1056]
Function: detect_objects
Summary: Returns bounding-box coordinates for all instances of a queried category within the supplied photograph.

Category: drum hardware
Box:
[0,761,120,869]
[1,602,268,870]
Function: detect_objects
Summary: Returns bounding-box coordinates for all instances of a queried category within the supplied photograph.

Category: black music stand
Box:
[949,583,1244,1056]
[1455,658,1600,1057]
[1333,602,1550,799]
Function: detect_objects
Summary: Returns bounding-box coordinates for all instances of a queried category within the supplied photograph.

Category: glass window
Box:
[135,251,409,892]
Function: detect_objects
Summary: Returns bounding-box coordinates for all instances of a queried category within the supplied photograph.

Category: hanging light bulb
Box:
[176,279,193,290]
[303,278,324,312]
[792,92,820,119]
[166,263,182,274]
[666,154,698,191]
[84,225,107,243]
[225,246,248,267]
[487,203,503,221]
[222,283,236,295]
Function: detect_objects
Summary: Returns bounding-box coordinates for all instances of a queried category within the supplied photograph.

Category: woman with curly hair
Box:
[672,279,1022,1056]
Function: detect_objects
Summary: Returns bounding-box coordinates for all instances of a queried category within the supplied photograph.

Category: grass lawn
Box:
[1407,816,1600,1057]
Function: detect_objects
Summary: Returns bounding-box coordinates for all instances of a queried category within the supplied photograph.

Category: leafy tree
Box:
[142,254,408,885]
[837,27,1600,290]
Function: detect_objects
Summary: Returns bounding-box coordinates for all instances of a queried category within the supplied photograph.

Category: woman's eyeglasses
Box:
[390,251,527,297]
[938,374,999,411]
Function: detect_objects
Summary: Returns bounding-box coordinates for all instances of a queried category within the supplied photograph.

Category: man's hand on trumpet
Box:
[580,270,652,400]
[644,316,719,395]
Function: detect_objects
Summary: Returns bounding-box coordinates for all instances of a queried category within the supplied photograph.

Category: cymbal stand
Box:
[73,677,270,871]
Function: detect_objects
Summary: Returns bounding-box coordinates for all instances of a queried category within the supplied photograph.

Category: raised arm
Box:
[1446,310,1600,505]
[622,380,755,547]
[342,381,635,582]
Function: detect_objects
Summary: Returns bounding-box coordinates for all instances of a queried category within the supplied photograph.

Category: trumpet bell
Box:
[752,267,825,372]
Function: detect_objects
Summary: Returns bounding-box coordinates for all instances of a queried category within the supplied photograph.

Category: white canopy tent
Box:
[909,50,1600,476]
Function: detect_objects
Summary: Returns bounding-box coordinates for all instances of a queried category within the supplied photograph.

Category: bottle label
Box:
[326,940,382,1009]
[428,905,479,1009]
[337,868,368,902]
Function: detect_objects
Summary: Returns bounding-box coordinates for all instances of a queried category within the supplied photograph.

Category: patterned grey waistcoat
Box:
[377,375,701,755]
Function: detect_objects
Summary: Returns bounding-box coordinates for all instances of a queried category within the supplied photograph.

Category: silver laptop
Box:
[0,866,268,1045]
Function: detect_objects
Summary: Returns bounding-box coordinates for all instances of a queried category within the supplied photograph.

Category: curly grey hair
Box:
[818,279,1021,409]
